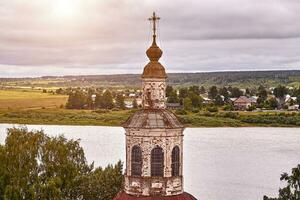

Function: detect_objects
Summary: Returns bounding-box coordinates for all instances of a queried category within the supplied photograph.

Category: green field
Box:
[0,89,68,109]
[0,108,300,127]
[0,89,300,127]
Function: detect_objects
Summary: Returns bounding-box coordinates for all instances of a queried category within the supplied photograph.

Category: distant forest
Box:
[1,70,300,88]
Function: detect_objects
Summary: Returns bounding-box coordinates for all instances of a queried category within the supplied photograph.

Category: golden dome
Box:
[142,36,167,79]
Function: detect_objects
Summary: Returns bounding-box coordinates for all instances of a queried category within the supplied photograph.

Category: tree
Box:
[274,85,288,106]
[66,90,87,109]
[183,97,192,111]
[188,92,203,108]
[264,164,300,200]
[274,85,288,99]
[167,90,179,103]
[230,87,243,98]
[115,94,125,109]
[258,85,268,100]
[214,95,224,106]
[188,85,200,95]
[208,86,218,99]
[166,86,174,97]
[179,88,188,99]
[100,90,114,109]
[267,97,279,109]
[219,87,229,101]
[199,86,206,94]
[0,128,123,200]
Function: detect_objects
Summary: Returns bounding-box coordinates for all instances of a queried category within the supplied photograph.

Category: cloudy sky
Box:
[1,0,300,77]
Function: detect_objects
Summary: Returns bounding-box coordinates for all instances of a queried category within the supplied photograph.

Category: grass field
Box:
[0,89,68,109]
[0,89,300,127]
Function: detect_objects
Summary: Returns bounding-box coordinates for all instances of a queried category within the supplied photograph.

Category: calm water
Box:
[0,124,299,200]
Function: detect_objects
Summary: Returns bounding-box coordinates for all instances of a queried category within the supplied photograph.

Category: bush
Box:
[93,109,110,114]
[223,104,234,111]
[175,109,187,115]
[246,105,256,111]
[207,107,218,113]
[222,112,239,119]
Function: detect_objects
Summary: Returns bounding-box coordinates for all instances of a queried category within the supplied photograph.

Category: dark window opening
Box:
[151,147,164,177]
[131,146,142,176]
[171,146,180,176]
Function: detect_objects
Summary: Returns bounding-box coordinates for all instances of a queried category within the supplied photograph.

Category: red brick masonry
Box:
[114,191,197,200]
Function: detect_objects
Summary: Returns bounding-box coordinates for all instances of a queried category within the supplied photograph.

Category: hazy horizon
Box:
[1,0,300,77]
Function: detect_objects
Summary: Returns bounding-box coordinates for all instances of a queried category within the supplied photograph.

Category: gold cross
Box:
[148,12,160,37]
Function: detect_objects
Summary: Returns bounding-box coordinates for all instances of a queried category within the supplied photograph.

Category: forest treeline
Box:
[1,70,300,87]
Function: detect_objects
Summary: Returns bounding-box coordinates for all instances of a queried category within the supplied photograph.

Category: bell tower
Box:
[142,12,167,109]
[114,12,196,200]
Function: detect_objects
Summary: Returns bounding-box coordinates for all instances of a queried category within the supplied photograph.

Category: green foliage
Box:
[175,109,187,115]
[229,87,243,98]
[183,97,192,111]
[166,85,174,97]
[267,97,279,109]
[179,88,188,99]
[224,104,234,111]
[207,106,218,113]
[167,90,179,103]
[246,105,256,111]
[0,128,123,200]
[241,113,300,126]
[115,94,125,109]
[274,85,288,99]
[66,90,87,109]
[188,92,203,108]
[214,95,224,106]
[208,86,218,99]
[264,164,300,200]
[188,85,200,95]
[258,85,268,100]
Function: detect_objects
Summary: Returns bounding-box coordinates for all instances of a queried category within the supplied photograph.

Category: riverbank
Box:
[0,108,300,127]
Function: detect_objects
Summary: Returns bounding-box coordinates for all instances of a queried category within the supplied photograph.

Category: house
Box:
[285,95,297,105]
[166,102,182,109]
[233,96,257,110]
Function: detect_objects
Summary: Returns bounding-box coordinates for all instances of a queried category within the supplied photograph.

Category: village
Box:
[61,84,300,112]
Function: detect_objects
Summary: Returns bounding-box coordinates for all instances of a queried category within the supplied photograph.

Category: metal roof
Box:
[123,109,184,129]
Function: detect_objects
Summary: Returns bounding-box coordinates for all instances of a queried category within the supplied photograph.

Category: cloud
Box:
[0,0,300,77]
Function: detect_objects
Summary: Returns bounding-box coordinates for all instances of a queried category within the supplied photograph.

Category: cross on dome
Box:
[148,12,160,38]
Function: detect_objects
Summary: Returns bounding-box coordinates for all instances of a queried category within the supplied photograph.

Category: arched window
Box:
[131,146,142,176]
[151,147,164,177]
[171,146,180,176]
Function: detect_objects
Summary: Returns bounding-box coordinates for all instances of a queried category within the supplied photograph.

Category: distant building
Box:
[166,102,182,109]
[233,96,257,110]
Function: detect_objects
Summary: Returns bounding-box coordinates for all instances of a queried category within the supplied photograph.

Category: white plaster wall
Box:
[142,78,166,109]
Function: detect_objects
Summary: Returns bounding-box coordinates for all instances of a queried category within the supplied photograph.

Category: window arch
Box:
[171,146,180,176]
[151,146,164,177]
[131,145,142,176]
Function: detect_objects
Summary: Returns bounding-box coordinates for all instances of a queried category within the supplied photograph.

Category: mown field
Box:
[0,89,68,109]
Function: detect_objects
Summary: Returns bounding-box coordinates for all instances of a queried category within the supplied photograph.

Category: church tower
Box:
[114,12,196,200]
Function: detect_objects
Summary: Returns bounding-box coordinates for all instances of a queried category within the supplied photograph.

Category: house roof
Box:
[114,191,197,200]
[234,96,256,103]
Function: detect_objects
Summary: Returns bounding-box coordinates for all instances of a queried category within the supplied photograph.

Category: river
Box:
[0,124,299,200]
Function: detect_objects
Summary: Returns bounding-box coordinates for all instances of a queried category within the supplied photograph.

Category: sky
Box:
[0,0,300,77]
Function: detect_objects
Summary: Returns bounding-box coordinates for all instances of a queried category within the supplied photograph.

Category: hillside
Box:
[1,70,300,88]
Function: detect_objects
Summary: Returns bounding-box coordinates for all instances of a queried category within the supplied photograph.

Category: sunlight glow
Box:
[52,0,79,19]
